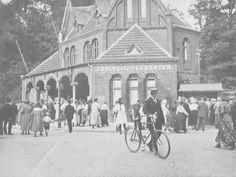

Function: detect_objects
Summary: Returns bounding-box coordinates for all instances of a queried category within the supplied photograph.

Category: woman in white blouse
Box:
[116,98,128,134]
[174,101,189,133]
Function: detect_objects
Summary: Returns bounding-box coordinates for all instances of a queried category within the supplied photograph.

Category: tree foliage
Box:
[190,0,236,89]
[0,0,94,103]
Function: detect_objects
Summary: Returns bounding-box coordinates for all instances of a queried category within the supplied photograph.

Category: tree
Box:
[190,0,236,89]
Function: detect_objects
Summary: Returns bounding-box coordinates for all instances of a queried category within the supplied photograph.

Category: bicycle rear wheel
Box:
[153,130,170,159]
[125,127,141,153]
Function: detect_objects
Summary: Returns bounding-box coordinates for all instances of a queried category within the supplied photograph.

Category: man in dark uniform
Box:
[0,103,3,135]
[64,100,75,133]
[143,89,165,153]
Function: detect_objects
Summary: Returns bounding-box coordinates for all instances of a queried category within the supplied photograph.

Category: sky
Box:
[1,0,197,27]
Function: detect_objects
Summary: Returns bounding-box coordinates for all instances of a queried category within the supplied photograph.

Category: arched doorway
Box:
[26,82,34,102]
[60,76,72,100]
[36,80,45,103]
[46,78,58,101]
[74,73,89,101]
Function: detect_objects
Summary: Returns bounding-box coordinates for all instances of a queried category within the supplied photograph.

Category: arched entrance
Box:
[60,76,72,100]
[26,82,34,102]
[46,78,58,101]
[74,73,89,101]
[36,80,45,103]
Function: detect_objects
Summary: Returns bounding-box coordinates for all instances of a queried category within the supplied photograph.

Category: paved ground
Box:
[0,124,235,177]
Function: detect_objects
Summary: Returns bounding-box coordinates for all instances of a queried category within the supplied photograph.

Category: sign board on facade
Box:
[96,65,172,72]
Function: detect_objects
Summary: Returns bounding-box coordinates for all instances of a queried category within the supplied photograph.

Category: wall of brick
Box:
[173,27,200,84]
[92,62,178,110]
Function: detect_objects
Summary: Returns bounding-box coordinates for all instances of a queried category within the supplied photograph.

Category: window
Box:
[64,48,69,67]
[127,0,133,19]
[141,0,147,18]
[146,77,156,98]
[112,77,122,106]
[183,38,189,61]
[70,46,76,66]
[129,78,139,105]
[91,39,99,59]
[83,41,90,62]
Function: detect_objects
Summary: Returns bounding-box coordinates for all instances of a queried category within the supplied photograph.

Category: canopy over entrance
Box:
[179,83,224,98]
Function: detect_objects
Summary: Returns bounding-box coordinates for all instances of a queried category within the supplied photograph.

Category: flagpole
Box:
[16,40,29,74]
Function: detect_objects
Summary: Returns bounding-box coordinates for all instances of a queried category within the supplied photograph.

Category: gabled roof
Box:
[67,13,102,40]
[95,24,175,62]
[179,83,224,92]
[27,52,59,76]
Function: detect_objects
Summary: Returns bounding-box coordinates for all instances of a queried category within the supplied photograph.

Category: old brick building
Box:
[22,0,200,109]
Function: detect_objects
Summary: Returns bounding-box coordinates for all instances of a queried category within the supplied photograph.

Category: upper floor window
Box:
[70,46,76,66]
[141,0,147,18]
[183,38,189,61]
[127,0,133,19]
[91,39,99,59]
[64,48,69,67]
[83,41,90,62]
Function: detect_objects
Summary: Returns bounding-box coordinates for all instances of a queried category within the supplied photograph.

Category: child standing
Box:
[42,112,54,136]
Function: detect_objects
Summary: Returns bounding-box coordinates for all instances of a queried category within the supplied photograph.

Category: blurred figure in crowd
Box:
[64,100,75,133]
[0,103,3,135]
[20,101,33,135]
[90,98,101,128]
[189,98,198,130]
[100,101,109,127]
[3,98,18,135]
[196,98,209,131]
[116,98,127,134]
[215,97,235,150]
[31,103,44,137]
[175,101,189,133]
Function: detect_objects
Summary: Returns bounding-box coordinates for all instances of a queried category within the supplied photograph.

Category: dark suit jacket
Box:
[143,97,165,129]
[2,103,11,121]
[65,105,75,120]
[183,102,191,115]
[198,102,209,119]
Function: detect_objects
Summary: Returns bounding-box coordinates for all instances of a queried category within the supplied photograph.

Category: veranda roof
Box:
[179,83,224,92]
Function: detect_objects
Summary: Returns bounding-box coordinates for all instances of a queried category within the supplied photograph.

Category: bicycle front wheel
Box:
[125,127,141,153]
[153,130,171,159]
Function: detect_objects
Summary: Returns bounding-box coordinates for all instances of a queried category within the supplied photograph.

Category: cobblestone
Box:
[0,125,235,177]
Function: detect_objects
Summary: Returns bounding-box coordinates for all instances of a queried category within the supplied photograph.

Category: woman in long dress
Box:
[90,98,100,128]
[215,98,235,150]
[31,103,44,137]
[116,98,128,134]
[189,98,198,130]
[174,101,189,133]
[20,101,33,135]
[100,102,109,126]
[81,101,88,126]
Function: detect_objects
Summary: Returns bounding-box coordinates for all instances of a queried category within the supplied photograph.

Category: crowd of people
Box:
[129,95,236,150]
[0,97,110,137]
[0,93,235,150]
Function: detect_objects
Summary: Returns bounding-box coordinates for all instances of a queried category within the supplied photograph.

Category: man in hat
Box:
[143,89,165,154]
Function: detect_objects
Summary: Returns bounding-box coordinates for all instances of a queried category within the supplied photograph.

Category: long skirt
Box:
[209,110,215,125]
[20,114,31,132]
[189,110,198,127]
[90,111,100,126]
[100,110,108,126]
[215,114,236,145]
[81,110,87,125]
[31,117,43,132]
[174,112,187,132]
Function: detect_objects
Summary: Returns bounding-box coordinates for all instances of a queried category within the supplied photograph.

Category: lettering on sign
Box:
[96,65,172,72]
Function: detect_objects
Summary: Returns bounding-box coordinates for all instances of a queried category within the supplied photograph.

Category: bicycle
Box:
[125,114,171,159]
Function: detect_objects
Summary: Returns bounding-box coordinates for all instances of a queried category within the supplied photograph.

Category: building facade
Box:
[22,0,200,110]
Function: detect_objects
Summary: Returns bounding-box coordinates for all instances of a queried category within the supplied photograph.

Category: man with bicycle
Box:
[143,89,165,154]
